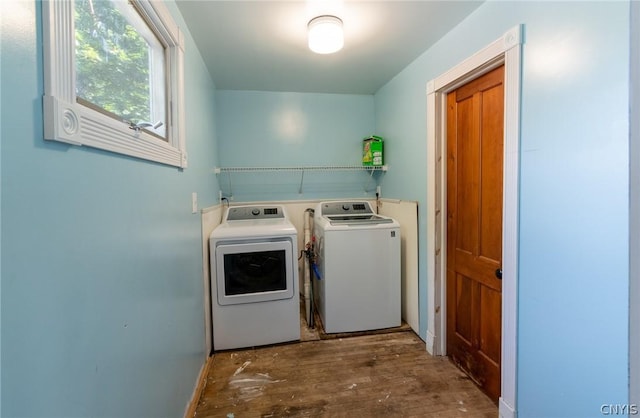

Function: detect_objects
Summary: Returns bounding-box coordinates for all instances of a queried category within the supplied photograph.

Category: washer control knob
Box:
[342,204,350,211]
[251,208,261,216]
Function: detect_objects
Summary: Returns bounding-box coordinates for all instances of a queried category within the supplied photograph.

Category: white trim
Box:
[42,0,187,168]
[426,25,522,414]
[630,0,640,406]
[425,330,437,355]
[500,28,521,413]
[499,398,517,418]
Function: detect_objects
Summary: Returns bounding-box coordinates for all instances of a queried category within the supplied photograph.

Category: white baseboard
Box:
[499,397,516,418]
[425,330,437,355]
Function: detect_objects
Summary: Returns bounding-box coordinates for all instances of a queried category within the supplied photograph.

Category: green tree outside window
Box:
[75,0,156,126]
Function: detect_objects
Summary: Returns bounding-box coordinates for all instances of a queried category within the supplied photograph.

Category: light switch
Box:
[191,192,198,214]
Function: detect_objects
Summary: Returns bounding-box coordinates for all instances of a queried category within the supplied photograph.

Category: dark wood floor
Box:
[194,331,497,417]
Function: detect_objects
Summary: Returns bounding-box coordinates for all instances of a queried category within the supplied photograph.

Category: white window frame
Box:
[42,0,187,168]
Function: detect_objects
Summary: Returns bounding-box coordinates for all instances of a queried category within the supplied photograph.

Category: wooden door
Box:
[446,65,504,402]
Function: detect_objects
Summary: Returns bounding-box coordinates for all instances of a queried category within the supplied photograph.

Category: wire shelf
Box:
[214,165,387,173]
[214,165,388,196]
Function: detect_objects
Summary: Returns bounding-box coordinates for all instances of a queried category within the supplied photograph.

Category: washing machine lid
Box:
[326,214,394,225]
[318,201,395,226]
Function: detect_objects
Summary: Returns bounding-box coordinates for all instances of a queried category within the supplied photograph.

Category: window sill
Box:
[44,96,187,167]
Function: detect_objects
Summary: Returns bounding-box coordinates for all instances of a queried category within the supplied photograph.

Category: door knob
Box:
[495,268,503,280]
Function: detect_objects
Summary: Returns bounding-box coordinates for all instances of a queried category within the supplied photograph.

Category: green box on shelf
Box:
[362,136,384,166]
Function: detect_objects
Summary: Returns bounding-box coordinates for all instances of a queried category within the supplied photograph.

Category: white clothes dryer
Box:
[314,201,401,333]
[209,205,300,351]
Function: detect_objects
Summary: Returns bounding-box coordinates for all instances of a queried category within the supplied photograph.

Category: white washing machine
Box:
[314,201,401,333]
[209,205,300,351]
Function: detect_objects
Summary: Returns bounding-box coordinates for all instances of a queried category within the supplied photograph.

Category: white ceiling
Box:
[175,1,483,94]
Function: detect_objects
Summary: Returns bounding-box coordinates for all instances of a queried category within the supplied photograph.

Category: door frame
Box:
[425,25,522,418]
[630,0,639,406]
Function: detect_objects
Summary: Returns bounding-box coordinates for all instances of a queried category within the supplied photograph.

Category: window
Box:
[75,0,166,138]
[43,0,187,168]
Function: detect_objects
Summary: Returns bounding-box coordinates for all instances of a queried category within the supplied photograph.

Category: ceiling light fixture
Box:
[307,15,344,54]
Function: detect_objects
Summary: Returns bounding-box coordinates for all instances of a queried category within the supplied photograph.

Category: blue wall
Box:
[0,1,219,416]
[375,1,629,416]
[215,90,378,201]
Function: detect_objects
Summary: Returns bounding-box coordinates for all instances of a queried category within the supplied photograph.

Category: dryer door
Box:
[215,239,294,305]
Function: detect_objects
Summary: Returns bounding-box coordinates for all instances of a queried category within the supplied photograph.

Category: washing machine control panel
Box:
[320,201,374,216]
[226,206,285,220]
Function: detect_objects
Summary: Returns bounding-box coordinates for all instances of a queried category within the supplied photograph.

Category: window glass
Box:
[74,0,166,138]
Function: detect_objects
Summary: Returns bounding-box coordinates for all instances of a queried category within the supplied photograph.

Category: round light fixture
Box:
[307,15,344,54]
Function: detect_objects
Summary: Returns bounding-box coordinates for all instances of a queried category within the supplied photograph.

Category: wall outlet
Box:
[191,192,198,214]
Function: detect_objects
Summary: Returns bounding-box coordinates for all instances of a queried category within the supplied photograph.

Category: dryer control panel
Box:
[226,205,285,221]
